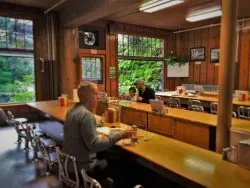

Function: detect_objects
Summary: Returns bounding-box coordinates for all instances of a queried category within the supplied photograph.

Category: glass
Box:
[81,57,102,82]
[16,32,25,48]
[25,35,33,49]
[0,32,7,48]
[0,56,35,103]
[7,32,16,48]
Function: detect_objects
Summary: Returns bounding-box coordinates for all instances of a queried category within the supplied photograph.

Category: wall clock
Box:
[84,32,96,46]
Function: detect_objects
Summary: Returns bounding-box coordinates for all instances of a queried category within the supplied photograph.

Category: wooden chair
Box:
[211,102,237,118]
[188,100,204,112]
[56,147,80,188]
[81,169,102,188]
[238,106,250,119]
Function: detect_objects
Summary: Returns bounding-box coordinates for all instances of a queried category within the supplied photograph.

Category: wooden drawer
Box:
[120,107,147,129]
[174,120,210,149]
[148,113,174,137]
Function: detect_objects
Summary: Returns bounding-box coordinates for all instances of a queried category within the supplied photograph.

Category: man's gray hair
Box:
[135,80,145,85]
[77,81,96,99]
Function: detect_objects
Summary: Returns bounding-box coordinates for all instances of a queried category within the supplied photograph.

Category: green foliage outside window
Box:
[0,56,35,103]
[119,59,162,94]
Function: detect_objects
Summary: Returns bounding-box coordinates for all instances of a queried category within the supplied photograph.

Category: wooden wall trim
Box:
[109,22,171,39]
[0,3,43,20]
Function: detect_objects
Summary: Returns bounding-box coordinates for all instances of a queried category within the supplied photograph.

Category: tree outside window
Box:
[0,16,35,103]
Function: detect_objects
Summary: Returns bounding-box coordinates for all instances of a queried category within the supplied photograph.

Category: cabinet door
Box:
[120,107,147,129]
[174,120,210,149]
[148,113,174,137]
[230,130,250,145]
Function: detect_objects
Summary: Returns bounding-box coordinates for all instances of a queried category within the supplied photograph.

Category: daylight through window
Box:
[0,16,35,103]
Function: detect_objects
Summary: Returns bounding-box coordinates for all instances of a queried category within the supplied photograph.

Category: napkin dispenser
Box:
[238,139,250,169]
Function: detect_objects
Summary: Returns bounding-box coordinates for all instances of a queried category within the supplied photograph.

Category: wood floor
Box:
[0,126,60,188]
[0,126,184,188]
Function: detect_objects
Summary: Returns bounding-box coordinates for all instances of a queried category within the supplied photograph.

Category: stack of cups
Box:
[58,94,68,107]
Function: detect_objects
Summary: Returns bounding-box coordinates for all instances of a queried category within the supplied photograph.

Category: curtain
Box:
[35,12,59,101]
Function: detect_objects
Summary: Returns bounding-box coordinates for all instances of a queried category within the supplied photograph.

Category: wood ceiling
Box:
[103,0,250,30]
[0,0,60,8]
[1,0,250,30]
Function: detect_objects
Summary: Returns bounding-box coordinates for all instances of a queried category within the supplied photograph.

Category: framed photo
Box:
[210,48,219,63]
[190,47,205,61]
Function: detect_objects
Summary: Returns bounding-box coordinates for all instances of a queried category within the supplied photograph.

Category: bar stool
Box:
[56,147,80,187]
[238,106,250,119]
[0,108,9,126]
[81,169,102,188]
[211,102,237,118]
[6,110,28,126]
[188,100,204,112]
[36,136,58,175]
[166,97,181,107]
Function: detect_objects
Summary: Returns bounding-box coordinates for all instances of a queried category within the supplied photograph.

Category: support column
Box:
[216,0,238,152]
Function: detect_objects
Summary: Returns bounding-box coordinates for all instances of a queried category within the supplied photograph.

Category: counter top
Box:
[156,91,250,106]
[26,100,250,188]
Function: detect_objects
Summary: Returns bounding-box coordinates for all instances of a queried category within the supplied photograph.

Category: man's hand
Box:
[137,96,143,101]
[120,130,134,139]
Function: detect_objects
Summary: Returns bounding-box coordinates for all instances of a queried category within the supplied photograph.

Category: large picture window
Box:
[118,34,164,94]
[118,34,164,58]
[0,16,35,103]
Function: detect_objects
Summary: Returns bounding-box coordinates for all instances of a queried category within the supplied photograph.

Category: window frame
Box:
[79,55,104,84]
[0,16,35,104]
[117,33,166,92]
[118,33,165,60]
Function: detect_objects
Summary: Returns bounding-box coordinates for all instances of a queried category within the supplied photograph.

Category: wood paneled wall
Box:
[165,26,221,91]
[165,21,250,91]
[58,27,118,98]
[58,28,78,99]
[55,21,250,98]
[239,20,250,91]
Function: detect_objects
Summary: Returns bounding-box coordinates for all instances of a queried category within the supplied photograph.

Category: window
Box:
[81,57,103,84]
[0,17,33,50]
[0,16,35,103]
[118,34,165,94]
[118,34,164,58]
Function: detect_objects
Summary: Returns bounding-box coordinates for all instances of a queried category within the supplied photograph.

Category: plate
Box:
[122,139,133,145]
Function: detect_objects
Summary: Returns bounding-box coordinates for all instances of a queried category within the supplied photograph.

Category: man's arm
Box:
[80,113,121,153]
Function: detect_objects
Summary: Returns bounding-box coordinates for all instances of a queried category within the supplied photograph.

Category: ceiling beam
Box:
[59,0,142,27]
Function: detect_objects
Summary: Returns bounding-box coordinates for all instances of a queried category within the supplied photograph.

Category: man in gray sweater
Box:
[64,82,133,184]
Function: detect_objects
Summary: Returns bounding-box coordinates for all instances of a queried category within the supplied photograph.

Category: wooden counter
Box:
[26,101,250,188]
[95,100,250,150]
[156,91,250,110]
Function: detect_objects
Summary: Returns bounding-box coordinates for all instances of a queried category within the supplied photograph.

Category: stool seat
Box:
[40,137,58,149]
[15,118,28,124]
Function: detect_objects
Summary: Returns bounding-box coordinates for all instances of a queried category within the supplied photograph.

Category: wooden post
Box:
[216,0,238,152]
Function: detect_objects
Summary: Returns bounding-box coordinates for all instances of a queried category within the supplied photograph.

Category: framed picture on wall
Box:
[190,47,205,61]
[210,48,219,63]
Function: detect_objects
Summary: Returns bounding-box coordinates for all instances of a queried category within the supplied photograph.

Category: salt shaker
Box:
[131,125,138,144]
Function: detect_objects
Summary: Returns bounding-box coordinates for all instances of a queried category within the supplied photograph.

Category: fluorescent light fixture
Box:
[140,0,184,13]
[186,6,222,22]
